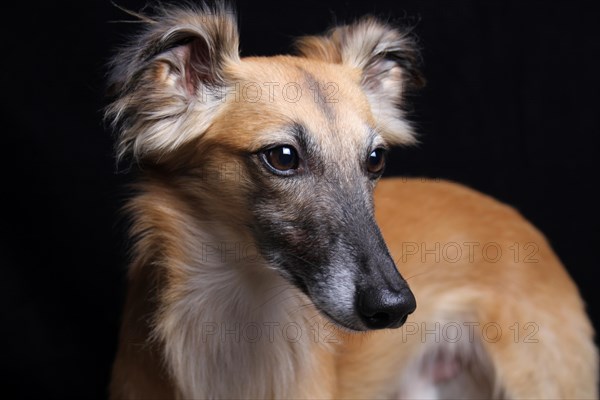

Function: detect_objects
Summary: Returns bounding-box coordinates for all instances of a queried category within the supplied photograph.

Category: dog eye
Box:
[367,148,386,175]
[262,145,299,174]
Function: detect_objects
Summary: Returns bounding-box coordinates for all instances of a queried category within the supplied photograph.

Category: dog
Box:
[106,4,598,399]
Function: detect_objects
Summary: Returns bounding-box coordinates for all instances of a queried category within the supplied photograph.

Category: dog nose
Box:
[357,286,416,329]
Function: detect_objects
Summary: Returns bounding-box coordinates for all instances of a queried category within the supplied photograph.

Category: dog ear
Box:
[295,17,424,145]
[106,5,239,162]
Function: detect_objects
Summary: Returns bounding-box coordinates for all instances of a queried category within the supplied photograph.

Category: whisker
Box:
[404,270,433,281]
[287,252,320,269]
[251,287,290,312]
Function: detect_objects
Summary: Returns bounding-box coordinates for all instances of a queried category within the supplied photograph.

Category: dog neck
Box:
[131,186,337,398]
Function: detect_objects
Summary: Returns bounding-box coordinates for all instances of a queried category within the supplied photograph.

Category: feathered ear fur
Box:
[295,17,424,145]
[106,4,239,161]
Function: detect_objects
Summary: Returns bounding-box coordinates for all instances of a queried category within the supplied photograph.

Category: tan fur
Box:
[339,179,598,399]
[108,5,598,399]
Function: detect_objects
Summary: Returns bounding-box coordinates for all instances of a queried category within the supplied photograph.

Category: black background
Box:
[2,0,598,397]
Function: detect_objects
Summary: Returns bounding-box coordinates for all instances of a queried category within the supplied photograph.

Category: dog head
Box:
[108,5,422,331]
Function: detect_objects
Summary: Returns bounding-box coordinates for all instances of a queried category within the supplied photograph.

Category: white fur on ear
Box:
[296,17,424,145]
[106,4,239,162]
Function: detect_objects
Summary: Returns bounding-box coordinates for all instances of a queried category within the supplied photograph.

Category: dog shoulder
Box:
[375,177,527,233]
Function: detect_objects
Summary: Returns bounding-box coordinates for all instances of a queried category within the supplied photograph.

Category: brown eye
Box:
[262,145,299,174]
[367,148,386,175]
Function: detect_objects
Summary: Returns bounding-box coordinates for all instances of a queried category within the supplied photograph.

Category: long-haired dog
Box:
[107,3,598,399]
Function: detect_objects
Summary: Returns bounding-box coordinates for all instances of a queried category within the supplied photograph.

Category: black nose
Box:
[357,286,416,329]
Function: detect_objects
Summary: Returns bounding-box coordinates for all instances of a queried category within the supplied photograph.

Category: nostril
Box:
[398,313,408,326]
[371,312,389,321]
[364,312,391,328]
